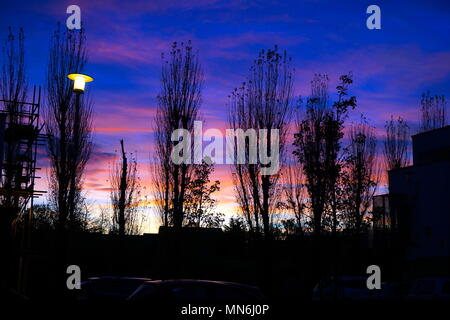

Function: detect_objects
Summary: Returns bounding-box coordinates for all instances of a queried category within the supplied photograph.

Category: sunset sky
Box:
[1,0,449,232]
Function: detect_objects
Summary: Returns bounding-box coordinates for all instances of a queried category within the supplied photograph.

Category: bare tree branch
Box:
[152,41,203,228]
[229,46,294,238]
[45,25,93,232]
[110,140,143,235]
[419,91,447,132]
[293,74,356,236]
[342,119,379,233]
[383,116,410,171]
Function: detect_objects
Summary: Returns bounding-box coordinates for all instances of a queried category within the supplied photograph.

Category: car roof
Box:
[142,279,258,289]
[332,276,367,281]
[88,276,152,281]
[414,277,450,281]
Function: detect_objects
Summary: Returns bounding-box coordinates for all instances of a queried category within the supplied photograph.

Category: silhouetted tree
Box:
[152,154,171,227]
[383,116,410,171]
[224,216,247,234]
[152,41,202,228]
[14,204,57,232]
[110,140,143,235]
[279,218,303,239]
[294,76,328,237]
[94,205,112,234]
[183,160,223,228]
[419,91,447,132]
[184,161,224,228]
[293,74,356,237]
[31,205,57,231]
[342,120,379,233]
[229,46,294,239]
[323,75,355,236]
[45,25,93,232]
[279,159,305,236]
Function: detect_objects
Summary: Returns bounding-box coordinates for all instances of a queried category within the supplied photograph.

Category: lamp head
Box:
[67,73,94,93]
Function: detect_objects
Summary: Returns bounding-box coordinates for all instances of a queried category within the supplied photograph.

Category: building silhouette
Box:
[374,125,450,270]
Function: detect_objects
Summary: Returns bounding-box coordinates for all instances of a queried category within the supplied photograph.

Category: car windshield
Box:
[166,282,261,302]
[211,285,259,301]
[339,279,367,290]
[130,284,158,300]
[88,279,145,295]
[412,280,435,295]
[168,283,210,301]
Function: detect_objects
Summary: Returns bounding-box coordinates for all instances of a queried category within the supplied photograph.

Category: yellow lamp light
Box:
[67,73,94,93]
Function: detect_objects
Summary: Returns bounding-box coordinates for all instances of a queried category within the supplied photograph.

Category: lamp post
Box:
[66,73,93,216]
[67,73,93,125]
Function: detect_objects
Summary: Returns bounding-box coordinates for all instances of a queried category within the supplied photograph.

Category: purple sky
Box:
[1,0,449,231]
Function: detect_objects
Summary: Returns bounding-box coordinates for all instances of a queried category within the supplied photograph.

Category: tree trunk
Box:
[118,139,127,236]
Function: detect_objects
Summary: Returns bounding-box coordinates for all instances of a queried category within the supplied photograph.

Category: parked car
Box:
[128,279,266,302]
[407,277,450,300]
[312,276,393,301]
[78,276,152,300]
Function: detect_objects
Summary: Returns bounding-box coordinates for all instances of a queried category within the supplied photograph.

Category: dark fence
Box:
[12,227,446,300]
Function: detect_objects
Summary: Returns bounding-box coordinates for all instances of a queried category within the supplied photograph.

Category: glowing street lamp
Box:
[67,73,94,144]
[67,73,94,93]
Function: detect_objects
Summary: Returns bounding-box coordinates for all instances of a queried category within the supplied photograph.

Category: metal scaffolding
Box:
[0,85,46,223]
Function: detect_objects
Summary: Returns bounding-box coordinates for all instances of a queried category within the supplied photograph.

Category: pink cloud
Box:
[93,105,156,136]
